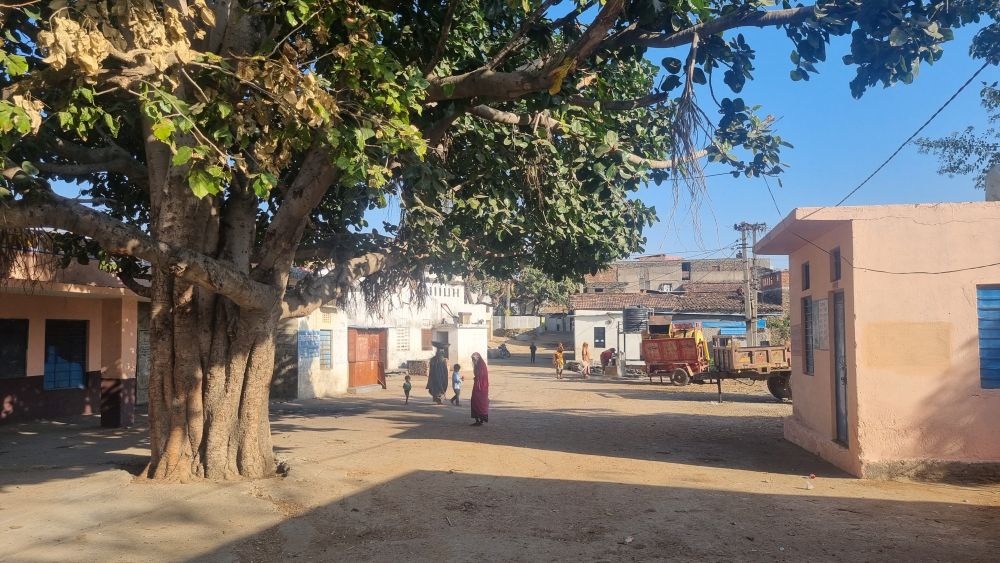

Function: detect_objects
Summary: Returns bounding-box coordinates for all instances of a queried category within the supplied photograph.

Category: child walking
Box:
[403,375,412,404]
[449,363,464,406]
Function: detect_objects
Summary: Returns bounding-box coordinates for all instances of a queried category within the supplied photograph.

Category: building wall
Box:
[1,291,139,424]
[850,210,1000,475]
[271,281,492,399]
[784,222,860,475]
[782,203,1000,478]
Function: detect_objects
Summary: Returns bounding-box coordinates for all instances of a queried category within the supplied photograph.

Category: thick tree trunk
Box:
[143,141,282,481]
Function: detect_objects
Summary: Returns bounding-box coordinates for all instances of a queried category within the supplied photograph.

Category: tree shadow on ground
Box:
[0,411,150,490]
[191,470,1000,562]
[269,396,834,478]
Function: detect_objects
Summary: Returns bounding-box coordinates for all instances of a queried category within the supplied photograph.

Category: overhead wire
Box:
[773,60,1000,276]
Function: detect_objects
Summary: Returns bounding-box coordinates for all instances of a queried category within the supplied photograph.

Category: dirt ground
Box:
[2,346,999,562]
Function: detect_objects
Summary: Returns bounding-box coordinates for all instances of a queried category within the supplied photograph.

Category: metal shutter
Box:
[977,286,1000,389]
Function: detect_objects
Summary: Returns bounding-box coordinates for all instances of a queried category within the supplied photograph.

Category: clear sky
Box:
[637,24,996,268]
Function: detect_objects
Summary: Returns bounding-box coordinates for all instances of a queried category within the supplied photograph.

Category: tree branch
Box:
[467,104,707,169]
[486,0,561,70]
[567,91,670,110]
[251,140,338,282]
[612,6,816,50]
[1,195,279,311]
[426,0,626,102]
[281,252,399,318]
[44,137,149,188]
[116,270,152,299]
[423,0,461,77]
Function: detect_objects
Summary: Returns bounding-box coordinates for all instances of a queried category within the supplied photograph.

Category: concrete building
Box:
[1,253,144,425]
[569,291,781,369]
[582,255,773,294]
[756,202,1000,479]
[759,270,790,311]
[272,278,491,398]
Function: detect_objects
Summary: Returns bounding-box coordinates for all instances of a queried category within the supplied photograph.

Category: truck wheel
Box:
[671,368,691,386]
[767,374,792,401]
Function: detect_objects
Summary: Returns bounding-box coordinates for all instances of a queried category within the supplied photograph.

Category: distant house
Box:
[569,291,782,368]
[271,278,491,399]
[582,255,773,294]
[1,253,146,426]
[759,270,790,312]
[756,202,1000,479]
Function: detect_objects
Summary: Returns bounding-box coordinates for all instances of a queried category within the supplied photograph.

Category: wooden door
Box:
[348,328,385,388]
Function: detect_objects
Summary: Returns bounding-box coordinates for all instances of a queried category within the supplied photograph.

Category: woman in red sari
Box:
[470,352,489,426]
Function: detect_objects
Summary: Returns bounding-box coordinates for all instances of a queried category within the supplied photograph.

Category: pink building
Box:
[756,202,1000,479]
[1,253,144,426]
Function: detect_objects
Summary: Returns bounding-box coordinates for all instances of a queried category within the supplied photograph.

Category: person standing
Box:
[581,342,592,379]
[450,363,464,406]
[427,343,450,404]
[553,343,565,379]
[403,375,412,404]
[529,341,537,364]
[470,352,489,426]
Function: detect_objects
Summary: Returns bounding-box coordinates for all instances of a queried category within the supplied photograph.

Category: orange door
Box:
[348,329,385,387]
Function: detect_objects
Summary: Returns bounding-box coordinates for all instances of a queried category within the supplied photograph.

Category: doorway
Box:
[833,291,848,445]
[347,328,387,389]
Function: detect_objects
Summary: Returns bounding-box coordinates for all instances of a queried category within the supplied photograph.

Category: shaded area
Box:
[270,393,837,477]
[197,470,1000,562]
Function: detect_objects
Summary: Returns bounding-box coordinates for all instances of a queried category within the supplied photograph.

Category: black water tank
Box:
[623,306,651,333]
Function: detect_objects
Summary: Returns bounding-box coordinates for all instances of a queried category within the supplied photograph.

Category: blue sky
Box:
[638,24,995,268]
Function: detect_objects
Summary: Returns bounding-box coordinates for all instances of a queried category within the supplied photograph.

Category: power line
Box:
[775,61,1000,276]
[762,176,782,217]
[802,60,991,221]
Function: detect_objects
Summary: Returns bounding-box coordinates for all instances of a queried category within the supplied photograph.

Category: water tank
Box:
[623,307,651,333]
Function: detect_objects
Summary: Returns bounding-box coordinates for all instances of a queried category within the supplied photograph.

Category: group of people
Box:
[403,343,489,426]
[550,342,616,379]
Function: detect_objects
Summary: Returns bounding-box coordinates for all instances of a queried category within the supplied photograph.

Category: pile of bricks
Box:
[407,360,428,376]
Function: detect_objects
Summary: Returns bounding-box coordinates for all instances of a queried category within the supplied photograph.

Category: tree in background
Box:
[1,1,996,481]
[917,83,1000,190]
[469,268,579,315]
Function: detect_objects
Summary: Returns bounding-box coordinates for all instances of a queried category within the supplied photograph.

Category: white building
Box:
[272,279,491,398]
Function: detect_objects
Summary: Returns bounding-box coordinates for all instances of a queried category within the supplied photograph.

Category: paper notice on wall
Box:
[814,298,830,351]
[298,330,321,359]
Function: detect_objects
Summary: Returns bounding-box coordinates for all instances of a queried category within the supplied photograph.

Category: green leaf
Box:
[188,168,218,198]
[217,101,233,118]
[20,160,39,175]
[172,146,194,166]
[889,27,908,47]
[152,119,175,142]
[2,53,28,76]
[251,172,278,198]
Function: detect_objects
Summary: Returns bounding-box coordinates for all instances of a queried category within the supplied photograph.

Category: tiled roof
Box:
[569,291,781,315]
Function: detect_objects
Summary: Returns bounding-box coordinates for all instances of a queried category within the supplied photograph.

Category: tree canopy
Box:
[917,82,1000,191]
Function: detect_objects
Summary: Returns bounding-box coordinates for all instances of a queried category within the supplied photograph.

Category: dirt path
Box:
[2,354,998,562]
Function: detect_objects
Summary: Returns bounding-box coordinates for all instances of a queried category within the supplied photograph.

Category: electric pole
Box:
[734,222,767,346]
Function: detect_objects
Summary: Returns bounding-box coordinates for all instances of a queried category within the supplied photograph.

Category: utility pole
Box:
[734,222,767,346]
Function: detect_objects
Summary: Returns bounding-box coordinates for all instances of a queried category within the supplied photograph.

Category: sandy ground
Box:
[2,349,999,562]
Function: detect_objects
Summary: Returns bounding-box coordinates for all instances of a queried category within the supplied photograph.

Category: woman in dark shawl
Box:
[427,344,449,404]
[470,352,489,426]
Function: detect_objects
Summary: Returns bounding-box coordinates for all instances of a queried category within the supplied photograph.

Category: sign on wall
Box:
[298,330,322,359]
[813,298,830,351]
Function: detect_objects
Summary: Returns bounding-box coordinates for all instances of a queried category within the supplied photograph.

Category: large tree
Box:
[917,82,1000,190]
[1,0,996,480]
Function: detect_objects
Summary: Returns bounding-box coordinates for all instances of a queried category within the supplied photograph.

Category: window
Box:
[682,262,691,280]
[396,325,410,352]
[421,329,433,351]
[44,320,87,390]
[977,286,1000,389]
[0,319,29,379]
[594,326,606,348]
[659,283,673,292]
[801,261,810,291]
[802,298,814,375]
[594,288,604,293]
[319,330,332,369]
[830,247,842,281]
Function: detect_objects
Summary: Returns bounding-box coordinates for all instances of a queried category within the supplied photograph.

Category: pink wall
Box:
[784,221,861,474]
[0,292,138,379]
[764,202,1000,477]
[851,204,1000,468]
